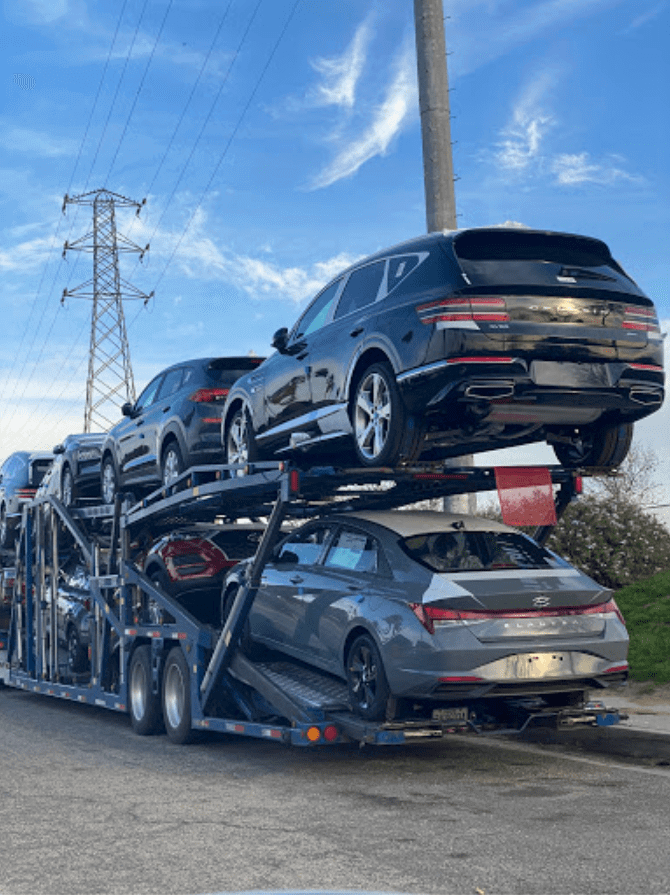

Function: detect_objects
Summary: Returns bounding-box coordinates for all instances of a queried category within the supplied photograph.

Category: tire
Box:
[0,505,11,550]
[552,421,633,469]
[147,569,175,625]
[66,624,87,673]
[351,362,408,467]
[224,408,259,469]
[129,645,163,736]
[345,633,390,721]
[101,455,118,505]
[61,466,76,507]
[161,441,184,488]
[162,646,197,744]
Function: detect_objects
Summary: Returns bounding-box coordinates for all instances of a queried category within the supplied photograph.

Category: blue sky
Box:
[1,0,668,518]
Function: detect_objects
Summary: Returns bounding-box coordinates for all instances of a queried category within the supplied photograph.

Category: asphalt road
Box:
[1,685,669,895]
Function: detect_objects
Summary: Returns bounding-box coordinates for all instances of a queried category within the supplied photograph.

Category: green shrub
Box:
[614,571,670,684]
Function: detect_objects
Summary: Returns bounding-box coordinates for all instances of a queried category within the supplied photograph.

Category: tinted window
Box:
[334,261,385,320]
[278,526,332,565]
[157,368,185,400]
[29,460,52,487]
[295,280,342,338]
[207,357,264,382]
[135,375,163,412]
[387,255,420,291]
[454,230,617,267]
[401,530,568,572]
[324,528,378,573]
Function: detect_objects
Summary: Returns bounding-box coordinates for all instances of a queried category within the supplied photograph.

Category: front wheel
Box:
[351,363,408,467]
[161,442,184,488]
[101,456,118,505]
[61,466,76,507]
[224,408,259,469]
[345,633,390,721]
[129,645,163,735]
[162,646,197,744]
[552,421,633,468]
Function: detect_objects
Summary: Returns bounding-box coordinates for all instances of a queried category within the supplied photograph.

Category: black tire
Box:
[129,645,163,735]
[161,441,184,488]
[0,505,11,549]
[351,362,408,467]
[345,633,390,721]
[61,466,76,507]
[101,455,118,505]
[66,624,87,674]
[552,421,634,469]
[224,407,259,469]
[147,569,175,625]
[162,646,197,744]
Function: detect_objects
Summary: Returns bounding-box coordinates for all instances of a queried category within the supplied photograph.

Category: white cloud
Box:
[310,40,417,189]
[0,125,78,158]
[0,234,55,272]
[307,17,373,110]
[3,0,71,24]
[620,2,666,33]
[494,69,557,172]
[552,152,645,185]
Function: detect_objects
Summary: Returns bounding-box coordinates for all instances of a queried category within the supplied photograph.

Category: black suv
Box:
[222,227,664,469]
[100,356,263,503]
[0,451,52,547]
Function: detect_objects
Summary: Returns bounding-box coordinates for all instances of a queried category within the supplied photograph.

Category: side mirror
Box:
[53,444,65,455]
[121,402,134,418]
[271,327,289,353]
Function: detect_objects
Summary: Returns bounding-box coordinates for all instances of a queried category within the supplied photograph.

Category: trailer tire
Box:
[66,624,87,674]
[129,645,163,736]
[162,646,197,744]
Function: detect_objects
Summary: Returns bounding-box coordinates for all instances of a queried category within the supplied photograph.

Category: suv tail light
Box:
[410,598,624,635]
[17,488,37,499]
[622,306,661,333]
[416,296,509,325]
[190,387,230,403]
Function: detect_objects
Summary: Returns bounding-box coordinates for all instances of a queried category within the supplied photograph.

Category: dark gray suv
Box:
[0,451,52,548]
[222,227,664,470]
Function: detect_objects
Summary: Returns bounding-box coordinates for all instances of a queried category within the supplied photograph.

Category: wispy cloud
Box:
[620,2,666,33]
[306,17,373,110]
[551,152,644,185]
[0,125,78,158]
[494,69,557,172]
[4,0,71,25]
[309,39,417,190]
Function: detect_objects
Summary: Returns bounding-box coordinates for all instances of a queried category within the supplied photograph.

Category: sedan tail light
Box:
[416,296,509,325]
[189,387,230,403]
[410,598,625,635]
[622,306,661,333]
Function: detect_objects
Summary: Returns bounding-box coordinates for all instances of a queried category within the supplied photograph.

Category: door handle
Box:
[289,575,304,585]
[296,351,308,361]
[350,326,364,337]
[162,406,170,413]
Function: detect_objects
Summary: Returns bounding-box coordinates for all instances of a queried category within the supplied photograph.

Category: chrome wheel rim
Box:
[62,470,73,506]
[354,372,391,461]
[227,414,249,465]
[162,449,181,486]
[102,463,115,504]
[130,660,147,721]
[164,661,185,730]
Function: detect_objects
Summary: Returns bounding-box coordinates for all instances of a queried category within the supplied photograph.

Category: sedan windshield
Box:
[401,530,568,573]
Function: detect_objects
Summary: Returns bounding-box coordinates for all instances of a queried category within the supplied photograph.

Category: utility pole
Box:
[62,189,153,432]
[414,0,475,513]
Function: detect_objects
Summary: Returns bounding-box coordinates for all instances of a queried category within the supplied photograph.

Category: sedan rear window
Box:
[401,530,568,573]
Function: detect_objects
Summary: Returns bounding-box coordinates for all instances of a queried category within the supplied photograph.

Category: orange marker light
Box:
[306,726,321,742]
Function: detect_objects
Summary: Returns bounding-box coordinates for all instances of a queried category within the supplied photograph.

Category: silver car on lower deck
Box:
[223,510,628,720]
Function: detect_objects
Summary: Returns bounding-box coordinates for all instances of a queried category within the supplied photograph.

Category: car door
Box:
[255,279,343,447]
[117,373,164,478]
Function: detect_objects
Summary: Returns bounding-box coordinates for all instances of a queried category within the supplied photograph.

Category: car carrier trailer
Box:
[0,461,626,746]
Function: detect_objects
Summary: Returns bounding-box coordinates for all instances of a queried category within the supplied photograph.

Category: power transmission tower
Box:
[62,189,153,432]
[414,0,475,513]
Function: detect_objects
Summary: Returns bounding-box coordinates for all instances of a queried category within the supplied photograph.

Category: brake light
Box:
[17,488,36,499]
[627,363,664,372]
[190,387,230,403]
[410,598,625,635]
[622,306,660,333]
[417,296,509,325]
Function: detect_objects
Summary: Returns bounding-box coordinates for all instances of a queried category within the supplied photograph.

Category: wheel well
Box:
[223,399,244,436]
[342,625,373,668]
[348,349,392,405]
[160,433,179,462]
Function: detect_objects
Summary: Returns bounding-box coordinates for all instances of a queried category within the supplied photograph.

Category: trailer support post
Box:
[24,509,34,676]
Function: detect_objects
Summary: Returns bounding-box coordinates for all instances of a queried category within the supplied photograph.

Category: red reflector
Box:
[574,475,583,494]
[202,418,220,424]
[603,663,628,674]
[289,469,300,495]
[438,676,485,683]
[447,356,515,364]
[190,387,230,403]
[324,725,339,742]
[627,363,663,372]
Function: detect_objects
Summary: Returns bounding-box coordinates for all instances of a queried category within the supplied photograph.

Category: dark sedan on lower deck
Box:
[222,511,629,721]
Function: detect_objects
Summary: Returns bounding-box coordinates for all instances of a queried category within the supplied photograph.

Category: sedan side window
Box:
[294,279,342,339]
[334,260,386,320]
[278,526,332,565]
[324,528,378,574]
[135,375,163,412]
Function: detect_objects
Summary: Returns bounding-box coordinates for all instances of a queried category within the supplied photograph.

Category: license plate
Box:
[432,707,469,723]
[531,361,611,388]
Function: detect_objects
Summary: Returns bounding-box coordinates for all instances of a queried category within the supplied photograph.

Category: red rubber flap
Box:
[494,466,557,526]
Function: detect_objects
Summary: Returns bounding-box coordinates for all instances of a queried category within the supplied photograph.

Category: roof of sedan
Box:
[342,510,515,537]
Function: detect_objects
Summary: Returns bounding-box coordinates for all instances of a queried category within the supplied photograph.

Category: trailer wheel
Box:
[129,645,163,736]
[66,624,87,674]
[345,633,390,721]
[162,646,196,744]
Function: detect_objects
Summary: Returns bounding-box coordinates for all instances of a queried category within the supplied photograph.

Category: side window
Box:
[324,528,378,574]
[278,526,332,565]
[135,375,163,412]
[388,255,420,288]
[294,279,342,339]
[157,368,184,401]
[334,261,386,320]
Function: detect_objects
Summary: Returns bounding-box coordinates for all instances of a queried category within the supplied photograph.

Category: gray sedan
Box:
[223,511,629,720]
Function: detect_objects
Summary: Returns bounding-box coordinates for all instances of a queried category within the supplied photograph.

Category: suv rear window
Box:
[401,530,568,573]
[29,460,52,487]
[206,357,264,383]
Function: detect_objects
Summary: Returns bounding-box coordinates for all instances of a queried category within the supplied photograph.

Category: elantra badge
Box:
[532,595,551,607]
